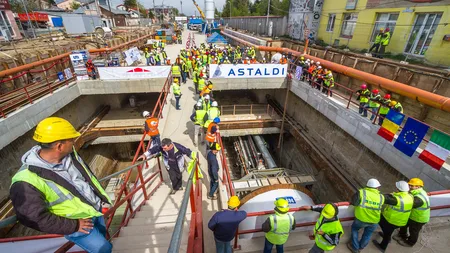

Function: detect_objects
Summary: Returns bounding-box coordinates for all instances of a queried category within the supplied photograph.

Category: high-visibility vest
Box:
[145,117,159,136]
[202,99,211,111]
[194,109,207,126]
[11,150,111,220]
[205,122,217,142]
[265,212,294,245]
[153,42,158,48]
[193,70,198,82]
[182,63,187,72]
[369,94,381,108]
[382,191,413,227]
[379,99,391,115]
[202,54,208,64]
[186,60,193,70]
[161,42,165,48]
[381,32,391,46]
[162,51,167,59]
[208,107,220,120]
[394,102,403,113]
[308,65,316,74]
[375,34,382,44]
[198,78,206,91]
[172,83,181,95]
[359,89,370,103]
[354,188,384,223]
[235,52,241,59]
[144,51,150,58]
[410,188,430,223]
[324,76,334,88]
[154,54,161,62]
[314,215,344,251]
[280,58,287,64]
[172,65,181,76]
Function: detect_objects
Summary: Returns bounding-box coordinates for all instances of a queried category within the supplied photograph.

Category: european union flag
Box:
[394,118,429,157]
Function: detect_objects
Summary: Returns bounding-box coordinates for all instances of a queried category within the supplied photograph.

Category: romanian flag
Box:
[394,118,429,157]
[377,110,405,142]
[419,130,450,170]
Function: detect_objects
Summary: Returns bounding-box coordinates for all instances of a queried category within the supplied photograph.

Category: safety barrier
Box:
[220,104,276,116]
[217,132,235,198]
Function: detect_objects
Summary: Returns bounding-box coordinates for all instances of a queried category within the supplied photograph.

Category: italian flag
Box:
[419,130,450,170]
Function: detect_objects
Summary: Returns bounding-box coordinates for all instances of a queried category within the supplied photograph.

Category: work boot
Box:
[347,242,358,253]
[372,240,385,253]
[211,195,218,200]
[207,195,212,199]
[392,234,406,243]
[397,239,413,247]
[170,189,176,195]
[179,187,184,191]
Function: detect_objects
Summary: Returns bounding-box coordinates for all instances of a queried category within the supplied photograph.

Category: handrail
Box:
[217,132,235,197]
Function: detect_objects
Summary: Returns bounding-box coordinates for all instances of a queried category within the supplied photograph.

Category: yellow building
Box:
[316,0,450,66]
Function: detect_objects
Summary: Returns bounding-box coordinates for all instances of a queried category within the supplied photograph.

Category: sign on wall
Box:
[97,66,171,80]
[209,64,287,79]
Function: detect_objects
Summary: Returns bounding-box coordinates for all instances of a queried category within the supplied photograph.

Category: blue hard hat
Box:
[213,117,220,123]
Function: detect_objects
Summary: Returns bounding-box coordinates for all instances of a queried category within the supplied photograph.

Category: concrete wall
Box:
[276,79,450,191]
[211,77,287,90]
[222,16,288,37]
[77,78,167,94]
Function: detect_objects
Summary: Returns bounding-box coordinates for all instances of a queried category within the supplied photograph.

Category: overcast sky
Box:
[110,0,227,16]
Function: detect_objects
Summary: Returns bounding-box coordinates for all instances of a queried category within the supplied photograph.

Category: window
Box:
[326,14,336,32]
[370,13,399,42]
[0,11,14,37]
[340,13,358,38]
[405,13,442,56]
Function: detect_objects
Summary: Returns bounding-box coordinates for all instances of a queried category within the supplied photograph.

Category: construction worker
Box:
[250,56,257,64]
[142,111,161,148]
[152,40,158,50]
[356,84,371,117]
[261,57,267,64]
[390,100,403,113]
[223,57,231,64]
[172,78,182,110]
[208,196,247,253]
[171,63,181,81]
[177,33,182,44]
[161,49,168,65]
[190,102,207,146]
[307,60,316,86]
[280,55,288,64]
[206,101,220,126]
[202,94,211,112]
[154,51,161,66]
[10,117,113,253]
[262,198,296,253]
[370,29,383,56]
[202,53,208,65]
[249,46,256,58]
[160,40,165,50]
[198,76,206,97]
[200,80,213,97]
[367,89,381,121]
[304,203,344,253]
[348,179,384,253]
[372,181,413,252]
[86,59,97,80]
[378,94,391,125]
[193,67,199,94]
[144,48,151,66]
[322,71,334,97]
[207,142,221,200]
[243,57,250,64]
[314,66,324,90]
[166,57,171,65]
[139,138,196,194]
[394,178,430,247]
[181,60,187,84]
[186,57,193,79]
[378,28,391,59]
[206,117,220,145]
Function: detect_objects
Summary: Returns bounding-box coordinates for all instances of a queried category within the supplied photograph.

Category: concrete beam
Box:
[77,78,167,95]
[211,77,286,90]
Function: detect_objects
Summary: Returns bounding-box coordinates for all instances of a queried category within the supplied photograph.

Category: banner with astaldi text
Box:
[210,64,288,79]
[97,66,171,80]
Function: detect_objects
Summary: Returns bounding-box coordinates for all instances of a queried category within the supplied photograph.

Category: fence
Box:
[222,16,288,38]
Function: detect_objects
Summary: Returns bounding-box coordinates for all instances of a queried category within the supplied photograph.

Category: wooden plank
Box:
[278,177,288,184]
[261,179,270,186]
[268,178,280,185]
[289,176,301,183]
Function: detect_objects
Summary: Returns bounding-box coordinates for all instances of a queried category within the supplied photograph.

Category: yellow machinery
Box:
[192,0,206,20]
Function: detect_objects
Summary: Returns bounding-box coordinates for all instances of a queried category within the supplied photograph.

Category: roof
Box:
[44,5,66,12]
[99,5,130,15]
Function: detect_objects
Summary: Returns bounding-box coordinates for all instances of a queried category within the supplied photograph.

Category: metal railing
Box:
[216,132,235,198]
[220,104,276,116]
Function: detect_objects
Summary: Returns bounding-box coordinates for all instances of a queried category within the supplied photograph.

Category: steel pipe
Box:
[252,135,277,169]
[221,31,450,113]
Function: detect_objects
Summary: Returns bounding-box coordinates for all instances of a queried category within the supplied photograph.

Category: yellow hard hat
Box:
[228,196,240,208]
[408,178,424,187]
[301,57,305,60]
[33,117,80,143]
[274,198,290,212]
[174,78,179,83]
[389,101,397,107]
[211,142,221,151]
[321,203,336,219]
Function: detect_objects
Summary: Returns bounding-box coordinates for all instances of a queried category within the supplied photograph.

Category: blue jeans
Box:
[175,95,181,109]
[65,216,112,253]
[151,134,161,148]
[146,58,150,66]
[208,168,219,197]
[181,71,187,83]
[359,103,368,117]
[264,237,283,253]
[365,105,379,121]
[215,238,232,253]
[351,218,378,250]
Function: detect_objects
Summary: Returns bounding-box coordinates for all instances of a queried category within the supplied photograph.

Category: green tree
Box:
[70,1,81,10]
[221,0,250,17]
[9,0,39,13]
[214,7,221,18]
[148,10,155,19]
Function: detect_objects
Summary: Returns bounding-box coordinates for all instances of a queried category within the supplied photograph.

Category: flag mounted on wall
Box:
[394,118,429,157]
[419,130,450,170]
[377,110,405,142]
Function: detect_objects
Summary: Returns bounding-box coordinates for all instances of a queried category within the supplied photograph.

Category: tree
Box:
[221,0,250,17]
[148,10,155,19]
[70,1,81,10]
[9,0,39,13]
[214,7,221,18]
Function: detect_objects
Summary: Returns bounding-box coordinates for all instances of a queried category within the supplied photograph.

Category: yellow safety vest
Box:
[354,188,384,223]
[410,188,430,223]
[172,65,181,76]
[369,94,381,108]
[172,83,181,95]
[382,191,413,227]
[195,109,207,125]
[359,89,370,103]
[379,99,391,115]
[314,215,344,251]
[198,78,206,91]
[265,212,294,245]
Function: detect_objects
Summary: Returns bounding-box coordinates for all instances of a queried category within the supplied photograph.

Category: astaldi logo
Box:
[276,196,296,204]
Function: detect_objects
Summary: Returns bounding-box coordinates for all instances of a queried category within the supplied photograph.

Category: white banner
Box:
[124,47,142,66]
[210,64,287,79]
[97,66,171,80]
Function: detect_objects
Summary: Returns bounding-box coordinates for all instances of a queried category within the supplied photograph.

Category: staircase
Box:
[111,184,191,253]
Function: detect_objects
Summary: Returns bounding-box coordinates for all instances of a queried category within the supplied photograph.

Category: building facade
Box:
[316,0,450,66]
[0,0,22,41]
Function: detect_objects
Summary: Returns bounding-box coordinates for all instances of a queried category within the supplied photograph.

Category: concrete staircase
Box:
[111,184,191,253]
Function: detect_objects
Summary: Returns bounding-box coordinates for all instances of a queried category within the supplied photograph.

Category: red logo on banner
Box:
[127,68,150,72]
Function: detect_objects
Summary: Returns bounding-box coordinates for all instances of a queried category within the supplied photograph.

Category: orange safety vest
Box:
[280,58,287,64]
[250,59,257,64]
[145,118,159,136]
[244,60,249,64]
[205,122,218,142]
[308,65,316,74]
[167,59,171,65]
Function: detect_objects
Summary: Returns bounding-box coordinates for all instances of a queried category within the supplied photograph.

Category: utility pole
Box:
[180,1,183,15]
[265,0,271,33]
[20,0,36,38]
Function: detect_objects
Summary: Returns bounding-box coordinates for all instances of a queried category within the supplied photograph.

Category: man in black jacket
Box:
[10,117,112,253]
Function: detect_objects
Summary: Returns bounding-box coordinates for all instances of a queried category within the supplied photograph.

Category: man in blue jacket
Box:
[208,196,247,253]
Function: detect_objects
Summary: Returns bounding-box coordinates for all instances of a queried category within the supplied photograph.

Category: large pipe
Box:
[221,31,450,113]
[252,135,277,169]
[0,34,152,78]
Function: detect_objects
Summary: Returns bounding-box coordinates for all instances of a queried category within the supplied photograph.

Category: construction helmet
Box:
[204,94,210,100]
[408,178,424,187]
[384,94,391,99]
[142,111,150,118]
[213,117,221,123]
[389,101,398,107]
[196,101,202,107]
[321,203,336,219]
[396,181,410,192]
[274,198,290,213]
[372,89,379,94]
[316,61,321,65]
[228,196,240,208]
[211,101,218,107]
[174,78,179,83]
[361,84,367,89]
[211,142,221,151]
[301,57,305,60]
[33,117,81,143]
[318,66,322,69]
[367,178,381,188]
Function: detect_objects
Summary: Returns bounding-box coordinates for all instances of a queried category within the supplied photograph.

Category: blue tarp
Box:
[51,17,63,27]
[207,32,227,44]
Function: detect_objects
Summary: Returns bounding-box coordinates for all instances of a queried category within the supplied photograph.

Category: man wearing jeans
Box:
[348,179,384,253]
[207,143,220,200]
[208,196,247,253]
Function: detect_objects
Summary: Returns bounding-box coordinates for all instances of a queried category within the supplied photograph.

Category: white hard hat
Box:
[318,66,322,69]
[167,57,171,59]
[211,101,218,107]
[142,111,150,118]
[316,61,321,65]
[311,60,315,63]
[196,102,202,107]
[246,57,249,59]
[367,178,381,188]
[328,73,333,77]
[396,181,410,192]
[204,94,210,100]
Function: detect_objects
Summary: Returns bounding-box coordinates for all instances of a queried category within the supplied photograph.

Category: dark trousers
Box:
[369,43,380,53]
[378,45,386,58]
[181,71,187,83]
[359,102,368,116]
[378,114,387,126]
[263,238,283,253]
[175,95,181,109]
[208,168,219,197]
[398,219,426,246]
[168,167,182,190]
[379,215,399,250]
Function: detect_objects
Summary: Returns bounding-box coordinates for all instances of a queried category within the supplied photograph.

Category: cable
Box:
[413,224,437,253]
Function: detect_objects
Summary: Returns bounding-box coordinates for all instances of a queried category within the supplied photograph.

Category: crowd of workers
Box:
[7,38,428,253]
